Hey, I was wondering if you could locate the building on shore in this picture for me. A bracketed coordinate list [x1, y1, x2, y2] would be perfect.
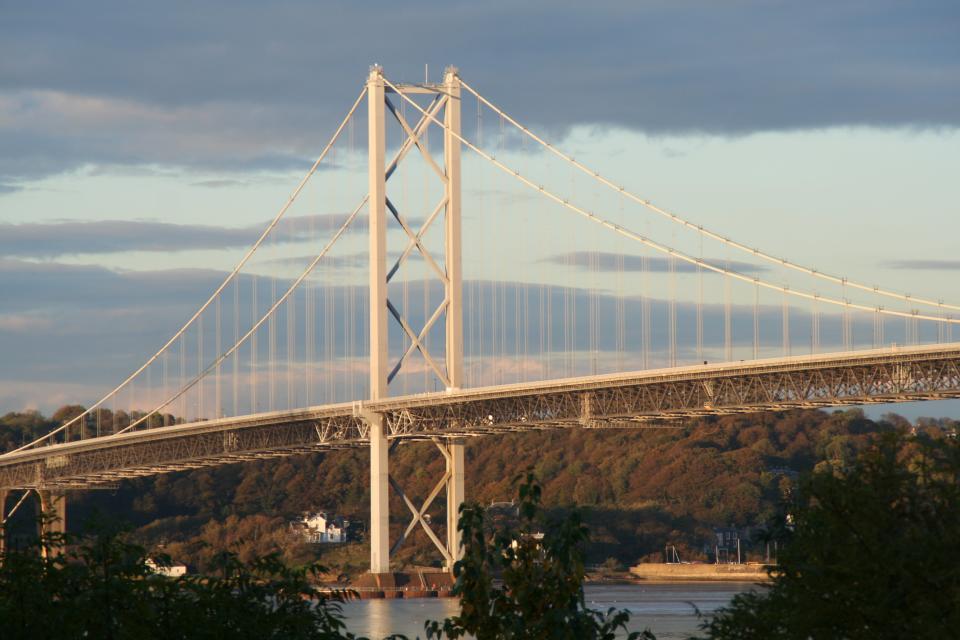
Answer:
[146, 558, 188, 578]
[709, 526, 747, 564]
[290, 511, 350, 544]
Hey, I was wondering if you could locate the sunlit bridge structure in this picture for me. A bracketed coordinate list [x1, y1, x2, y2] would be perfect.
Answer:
[3, 66, 960, 573]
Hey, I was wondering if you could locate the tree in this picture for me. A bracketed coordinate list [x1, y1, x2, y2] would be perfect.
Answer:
[425, 473, 653, 640]
[0, 517, 361, 640]
[698, 431, 960, 639]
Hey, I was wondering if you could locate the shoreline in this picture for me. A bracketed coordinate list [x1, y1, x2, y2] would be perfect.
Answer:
[623, 563, 772, 583]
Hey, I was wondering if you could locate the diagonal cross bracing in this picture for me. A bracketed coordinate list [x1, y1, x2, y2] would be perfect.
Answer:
[388, 450, 453, 565]
[385, 196, 449, 283]
[385, 96, 448, 181]
[387, 298, 450, 386]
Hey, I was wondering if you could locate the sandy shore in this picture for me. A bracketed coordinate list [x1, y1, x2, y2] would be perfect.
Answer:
[624, 563, 771, 582]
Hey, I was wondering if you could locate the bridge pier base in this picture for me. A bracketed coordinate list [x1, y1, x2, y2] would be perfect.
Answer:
[364, 411, 466, 574]
[37, 489, 66, 557]
[445, 439, 464, 572]
[0, 489, 7, 556]
[369, 416, 390, 575]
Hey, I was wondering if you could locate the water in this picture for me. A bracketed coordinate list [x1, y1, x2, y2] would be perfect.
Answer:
[340, 582, 757, 639]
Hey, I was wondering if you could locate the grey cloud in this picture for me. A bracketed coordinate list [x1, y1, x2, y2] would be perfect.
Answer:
[0, 1, 957, 183]
[885, 259, 960, 271]
[266, 251, 402, 270]
[544, 251, 768, 274]
[0, 259, 233, 313]
[3, 256, 933, 413]
[0, 213, 357, 258]
[191, 179, 250, 189]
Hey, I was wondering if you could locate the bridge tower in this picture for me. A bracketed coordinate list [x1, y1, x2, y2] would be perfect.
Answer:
[365, 65, 465, 575]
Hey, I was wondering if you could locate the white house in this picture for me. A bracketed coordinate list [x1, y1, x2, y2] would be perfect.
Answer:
[291, 512, 349, 544]
[146, 558, 188, 578]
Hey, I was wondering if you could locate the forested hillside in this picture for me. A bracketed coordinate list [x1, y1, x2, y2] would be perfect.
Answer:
[2, 407, 952, 578]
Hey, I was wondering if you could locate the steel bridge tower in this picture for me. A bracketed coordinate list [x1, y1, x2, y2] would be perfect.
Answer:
[364, 65, 465, 575]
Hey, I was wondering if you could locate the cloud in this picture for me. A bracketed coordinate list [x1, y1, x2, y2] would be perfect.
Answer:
[2, 254, 915, 413]
[0, 90, 318, 182]
[191, 179, 250, 189]
[0, 1, 957, 184]
[0, 313, 53, 332]
[0, 213, 357, 258]
[543, 251, 768, 274]
[885, 259, 960, 271]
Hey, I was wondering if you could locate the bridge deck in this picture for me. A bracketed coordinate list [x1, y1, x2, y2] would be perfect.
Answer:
[3, 343, 960, 489]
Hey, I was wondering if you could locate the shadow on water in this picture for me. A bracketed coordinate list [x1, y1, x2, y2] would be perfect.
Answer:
[339, 582, 758, 639]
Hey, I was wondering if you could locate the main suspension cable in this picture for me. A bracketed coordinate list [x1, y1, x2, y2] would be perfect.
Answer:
[114, 196, 368, 436]
[384, 75, 960, 327]
[459, 79, 960, 314]
[5, 86, 368, 455]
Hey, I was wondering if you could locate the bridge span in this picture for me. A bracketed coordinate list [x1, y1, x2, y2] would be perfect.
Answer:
[5, 66, 960, 572]
[3, 342, 959, 492]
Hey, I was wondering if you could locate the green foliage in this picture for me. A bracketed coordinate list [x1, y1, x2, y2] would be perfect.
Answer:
[0, 518, 361, 640]
[698, 431, 960, 639]
[425, 473, 654, 640]
[7, 407, 952, 573]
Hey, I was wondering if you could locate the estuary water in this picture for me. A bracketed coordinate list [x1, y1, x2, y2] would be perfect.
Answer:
[340, 582, 757, 639]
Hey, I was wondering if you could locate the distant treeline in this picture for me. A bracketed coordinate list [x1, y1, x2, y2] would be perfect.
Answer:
[2, 406, 956, 576]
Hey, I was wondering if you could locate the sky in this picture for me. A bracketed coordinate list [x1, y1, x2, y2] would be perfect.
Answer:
[1, 1, 959, 419]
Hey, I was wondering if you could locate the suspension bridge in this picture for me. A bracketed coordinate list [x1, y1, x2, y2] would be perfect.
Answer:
[2, 66, 959, 573]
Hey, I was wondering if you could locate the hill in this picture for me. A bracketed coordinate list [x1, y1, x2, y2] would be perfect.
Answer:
[2, 407, 953, 577]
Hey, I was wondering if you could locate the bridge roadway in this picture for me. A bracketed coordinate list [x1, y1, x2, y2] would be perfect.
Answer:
[3, 343, 960, 490]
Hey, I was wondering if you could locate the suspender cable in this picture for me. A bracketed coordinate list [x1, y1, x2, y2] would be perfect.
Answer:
[179, 335, 186, 421]
[724, 267, 732, 362]
[669, 253, 677, 367]
[842, 281, 851, 351]
[285, 221, 293, 409]
[499, 115, 508, 383]
[197, 314, 203, 419]
[697, 232, 704, 364]
[569, 164, 576, 376]
[641, 252, 650, 369]
[233, 279, 239, 416]
[589, 233, 597, 374]
[522, 136, 530, 381]
[811, 295, 820, 354]
[269, 270, 277, 411]
[324, 267, 333, 403]
[616, 193, 626, 371]
[753, 280, 760, 360]
[305, 190, 314, 405]
[163, 350, 170, 426]
[782, 289, 790, 357]
[874, 304, 883, 348]
[215, 296, 221, 418]
[251, 276, 258, 412]
[564, 250, 571, 376]
[938, 303, 945, 343]
[476, 98, 485, 385]
[343, 268, 351, 398]
[287, 295, 295, 409]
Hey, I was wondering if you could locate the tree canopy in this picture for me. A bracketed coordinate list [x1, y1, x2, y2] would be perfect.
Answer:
[699, 430, 960, 639]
